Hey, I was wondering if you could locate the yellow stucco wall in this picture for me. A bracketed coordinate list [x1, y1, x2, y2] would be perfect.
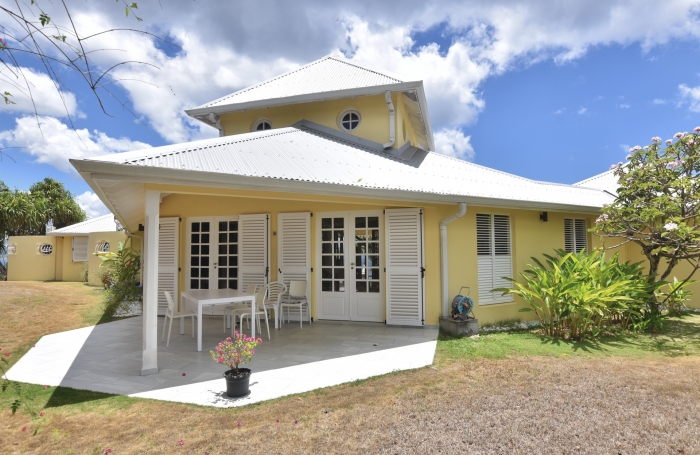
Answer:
[7, 236, 57, 281]
[87, 231, 130, 286]
[218, 94, 416, 148]
[149, 184, 609, 326]
[58, 236, 85, 282]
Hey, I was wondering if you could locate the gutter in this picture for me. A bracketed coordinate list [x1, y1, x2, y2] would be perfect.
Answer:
[208, 113, 223, 137]
[383, 91, 395, 149]
[440, 202, 467, 317]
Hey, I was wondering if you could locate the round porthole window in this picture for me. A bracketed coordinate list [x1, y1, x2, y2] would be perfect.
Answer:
[339, 109, 361, 132]
[38, 243, 53, 255]
[95, 241, 110, 253]
[7, 243, 16, 255]
[252, 119, 272, 132]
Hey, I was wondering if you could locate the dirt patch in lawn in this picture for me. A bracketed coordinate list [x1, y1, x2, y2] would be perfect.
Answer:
[0, 282, 104, 367]
[2, 355, 699, 454]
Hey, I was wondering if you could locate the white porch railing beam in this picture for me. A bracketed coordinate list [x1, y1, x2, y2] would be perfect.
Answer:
[141, 190, 160, 376]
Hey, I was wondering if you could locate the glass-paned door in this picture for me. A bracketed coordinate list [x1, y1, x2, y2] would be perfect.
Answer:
[216, 220, 239, 290]
[317, 211, 384, 322]
[187, 217, 238, 291]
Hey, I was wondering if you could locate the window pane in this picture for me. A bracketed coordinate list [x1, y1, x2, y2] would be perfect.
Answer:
[191, 233, 200, 244]
[191, 279, 199, 289]
[369, 281, 380, 293]
[334, 217, 344, 228]
[191, 245, 199, 255]
[201, 268, 209, 278]
[322, 243, 332, 254]
[191, 268, 199, 278]
[219, 233, 227, 243]
[201, 245, 209, 255]
[355, 217, 366, 228]
[229, 221, 238, 231]
[322, 256, 332, 266]
[356, 281, 367, 292]
[334, 255, 344, 266]
[218, 268, 227, 278]
[322, 231, 332, 241]
[368, 255, 379, 267]
[334, 268, 345, 279]
[322, 281, 332, 291]
[229, 233, 238, 243]
[201, 234, 210, 244]
[368, 217, 379, 228]
[219, 221, 227, 231]
[322, 218, 332, 229]
[191, 222, 200, 233]
[201, 280, 209, 289]
[228, 268, 238, 278]
[201, 257, 209, 266]
[322, 268, 332, 279]
[191, 257, 199, 267]
[201, 222, 210, 232]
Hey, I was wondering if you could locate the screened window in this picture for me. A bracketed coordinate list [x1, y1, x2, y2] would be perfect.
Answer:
[253, 119, 272, 131]
[72, 237, 88, 262]
[565, 219, 588, 254]
[476, 214, 513, 304]
[339, 110, 361, 131]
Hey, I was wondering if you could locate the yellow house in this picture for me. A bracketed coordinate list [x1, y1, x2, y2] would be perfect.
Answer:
[71, 54, 618, 375]
[7, 214, 128, 285]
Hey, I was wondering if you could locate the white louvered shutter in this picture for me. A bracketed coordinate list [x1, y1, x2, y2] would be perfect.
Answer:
[565, 218, 588, 254]
[239, 214, 269, 290]
[385, 208, 424, 326]
[278, 212, 311, 320]
[157, 217, 179, 315]
[72, 237, 88, 262]
[477, 214, 513, 304]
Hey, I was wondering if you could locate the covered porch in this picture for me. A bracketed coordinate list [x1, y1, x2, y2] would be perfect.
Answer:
[6, 315, 438, 407]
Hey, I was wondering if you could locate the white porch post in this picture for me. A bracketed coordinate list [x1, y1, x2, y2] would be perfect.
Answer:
[141, 190, 160, 376]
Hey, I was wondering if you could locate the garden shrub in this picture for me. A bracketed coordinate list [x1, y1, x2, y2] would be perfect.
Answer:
[657, 277, 694, 317]
[495, 249, 650, 339]
[96, 239, 141, 317]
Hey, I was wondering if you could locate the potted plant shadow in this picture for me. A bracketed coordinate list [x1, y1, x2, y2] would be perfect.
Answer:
[211, 331, 262, 398]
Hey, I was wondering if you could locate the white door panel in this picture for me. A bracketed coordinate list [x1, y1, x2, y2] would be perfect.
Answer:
[278, 212, 311, 321]
[157, 217, 179, 315]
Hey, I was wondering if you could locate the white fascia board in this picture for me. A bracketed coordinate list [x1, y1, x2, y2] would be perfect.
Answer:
[184, 81, 423, 117]
[72, 159, 606, 215]
[76, 170, 135, 235]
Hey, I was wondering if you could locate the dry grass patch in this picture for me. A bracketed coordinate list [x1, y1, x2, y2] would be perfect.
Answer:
[0, 281, 105, 367]
[1, 356, 700, 454]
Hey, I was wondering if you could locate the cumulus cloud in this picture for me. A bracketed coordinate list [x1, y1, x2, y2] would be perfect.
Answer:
[434, 128, 475, 160]
[617, 103, 631, 109]
[1, 67, 79, 117]
[0, 116, 151, 173]
[577, 107, 587, 114]
[678, 84, 700, 112]
[74, 191, 111, 218]
[653, 98, 667, 105]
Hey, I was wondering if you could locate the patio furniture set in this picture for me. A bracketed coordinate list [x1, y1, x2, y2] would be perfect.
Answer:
[161, 280, 311, 351]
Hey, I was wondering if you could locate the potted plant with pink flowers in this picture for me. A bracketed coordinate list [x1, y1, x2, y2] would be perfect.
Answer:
[210, 331, 262, 397]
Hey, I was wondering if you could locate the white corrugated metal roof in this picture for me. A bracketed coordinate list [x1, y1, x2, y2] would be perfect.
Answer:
[48, 214, 118, 236]
[197, 55, 403, 110]
[574, 169, 619, 194]
[88, 124, 612, 209]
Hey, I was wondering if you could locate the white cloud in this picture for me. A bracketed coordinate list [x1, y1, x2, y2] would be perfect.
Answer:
[554, 108, 566, 115]
[577, 107, 587, 114]
[0, 116, 151, 174]
[0, 67, 79, 118]
[74, 191, 111, 218]
[678, 84, 700, 112]
[434, 128, 475, 160]
[653, 98, 667, 105]
[617, 103, 631, 109]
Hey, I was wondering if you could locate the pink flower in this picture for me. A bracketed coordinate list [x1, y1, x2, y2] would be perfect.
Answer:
[666, 139, 673, 145]
[664, 222, 679, 231]
[21, 426, 26, 431]
[294, 419, 299, 424]
[178, 440, 184, 446]
[694, 126, 700, 133]
[182, 373, 186, 376]
[4, 352, 10, 357]
[651, 136, 661, 143]
[674, 132, 683, 138]
[628, 146, 641, 153]
[44, 385, 48, 389]
[105, 450, 112, 455]
[276, 419, 280, 423]
[39, 412, 44, 417]
[237, 421, 242, 427]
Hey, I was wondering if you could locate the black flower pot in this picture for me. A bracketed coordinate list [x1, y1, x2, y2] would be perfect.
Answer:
[224, 368, 251, 397]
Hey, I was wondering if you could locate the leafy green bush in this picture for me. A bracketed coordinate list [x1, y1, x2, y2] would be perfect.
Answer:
[96, 239, 141, 316]
[495, 249, 651, 339]
[657, 277, 694, 317]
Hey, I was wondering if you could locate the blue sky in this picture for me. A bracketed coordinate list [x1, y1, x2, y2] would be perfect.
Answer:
[2, 1, 700, 216]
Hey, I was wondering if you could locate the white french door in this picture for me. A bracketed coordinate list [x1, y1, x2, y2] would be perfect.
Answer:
[316, 211, 384, 322]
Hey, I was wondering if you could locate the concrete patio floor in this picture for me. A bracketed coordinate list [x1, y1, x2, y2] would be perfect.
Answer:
[5, 315, 438, 407]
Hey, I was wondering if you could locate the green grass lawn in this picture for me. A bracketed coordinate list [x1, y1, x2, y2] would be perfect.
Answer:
[438, 313, 700, 360]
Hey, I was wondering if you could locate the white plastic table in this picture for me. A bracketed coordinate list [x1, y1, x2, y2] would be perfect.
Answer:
[180, 289, 256, 351]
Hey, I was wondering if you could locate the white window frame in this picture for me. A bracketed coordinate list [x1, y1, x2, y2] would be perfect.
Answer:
[252, 118, 272, 132]
[71, 237, 88, 262]
[476, 213, 514, 305]
[338, 109, 361, 132]
[565, 218, 588, 254]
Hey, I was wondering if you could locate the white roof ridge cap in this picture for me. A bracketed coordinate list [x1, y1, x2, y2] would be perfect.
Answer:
[49, 214, 115, 234]
[574, 169, 616, 186]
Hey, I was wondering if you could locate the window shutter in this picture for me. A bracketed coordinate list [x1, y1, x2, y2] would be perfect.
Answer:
[157, 217, 179, 316]
[575, 219, 588, 254]
[477, 214, 513, 305]
[385, 208, 424, 326]
[239, 214, 269, 290]
[565, 218, 588, 254]
[72, 237, 88, 262]
[564, 219, 575, 253]
[278, 212, 311, 319]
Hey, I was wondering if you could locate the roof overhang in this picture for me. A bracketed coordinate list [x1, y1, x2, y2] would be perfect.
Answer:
[71, 158, 604, 233]
[185, 81, 436, 151]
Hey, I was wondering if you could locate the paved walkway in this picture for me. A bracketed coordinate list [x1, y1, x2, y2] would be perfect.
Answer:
[5, 316, 438, 407]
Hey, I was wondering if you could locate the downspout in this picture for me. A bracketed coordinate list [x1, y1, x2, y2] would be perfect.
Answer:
[440, 202, 467, 318]
[208, 113, 224, 137]
[382, 90, 395, 149]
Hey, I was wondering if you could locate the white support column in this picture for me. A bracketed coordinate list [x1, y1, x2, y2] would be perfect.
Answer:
[141, 190, 160, 376]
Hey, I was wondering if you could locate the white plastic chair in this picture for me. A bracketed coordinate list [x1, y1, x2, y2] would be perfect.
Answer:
[162, 291, 197, 347]
[280, 280, 311, 329]
[264, 281, 288, 329]
[222, 284, 256, 332]
[238, 285, 270, 340]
